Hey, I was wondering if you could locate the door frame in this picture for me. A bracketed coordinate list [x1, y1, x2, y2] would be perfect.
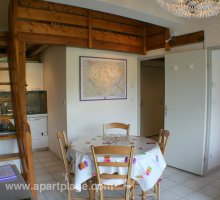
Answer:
[204, 46, 220, 175]
[137, 53, 165, 136]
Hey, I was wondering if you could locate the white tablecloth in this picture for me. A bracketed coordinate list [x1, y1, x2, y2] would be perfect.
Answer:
[67, 135, 166, 191]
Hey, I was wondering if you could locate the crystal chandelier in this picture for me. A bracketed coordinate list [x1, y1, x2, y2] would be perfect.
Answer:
[155, 0, 220, 18]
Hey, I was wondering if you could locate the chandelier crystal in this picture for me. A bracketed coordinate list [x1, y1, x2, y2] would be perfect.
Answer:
[155, 0, 220, 18]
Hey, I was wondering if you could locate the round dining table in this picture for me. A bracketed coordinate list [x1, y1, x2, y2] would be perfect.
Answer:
[67, 135, 166, 192]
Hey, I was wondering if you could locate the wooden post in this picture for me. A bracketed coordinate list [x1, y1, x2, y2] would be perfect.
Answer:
[165, 28, 170, 51]
[8, 0, 37, 199]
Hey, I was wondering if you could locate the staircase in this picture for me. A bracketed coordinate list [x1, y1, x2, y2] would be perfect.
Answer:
[0, 29, 37, 199]
[0, 65, 19, 163]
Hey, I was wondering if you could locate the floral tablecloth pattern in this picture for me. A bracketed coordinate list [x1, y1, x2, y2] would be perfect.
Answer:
[67, 135, 166, 191]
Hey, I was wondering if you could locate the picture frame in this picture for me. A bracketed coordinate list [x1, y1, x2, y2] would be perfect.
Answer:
[79, 56, 127, 101]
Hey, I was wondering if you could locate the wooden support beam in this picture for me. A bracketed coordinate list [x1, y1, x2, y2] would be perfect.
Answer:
[92, 30, 143, 46]
[170, 31, 204, 47]
[24, 123, 37, 199]
[16, 21, 88, 39]
[8, 1, 37, 199]
[164, 28, 170, 51]
[92, 18, 143, 35]
[18, 0, 88, 16]
[93, 40, 143, 54]
[17, 6, 87, 27]
[18, 32, 88, 47]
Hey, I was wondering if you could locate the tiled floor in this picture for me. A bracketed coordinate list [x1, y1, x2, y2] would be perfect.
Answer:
[34, 150, 220, 200]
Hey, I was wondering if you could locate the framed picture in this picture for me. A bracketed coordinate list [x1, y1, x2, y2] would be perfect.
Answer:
[80, 56, 127, 101]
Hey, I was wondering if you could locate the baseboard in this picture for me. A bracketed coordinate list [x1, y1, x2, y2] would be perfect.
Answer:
[32, 147, 48, 152]
[204, 165, 220, 176]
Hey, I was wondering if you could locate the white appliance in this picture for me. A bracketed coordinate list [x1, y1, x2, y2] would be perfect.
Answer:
[27, 114, 48, 149]
[164, 49, 207, 175]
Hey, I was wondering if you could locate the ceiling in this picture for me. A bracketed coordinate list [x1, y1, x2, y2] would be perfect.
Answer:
[0, 0, 185, 32]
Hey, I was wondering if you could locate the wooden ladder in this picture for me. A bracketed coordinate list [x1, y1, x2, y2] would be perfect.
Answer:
[0, 20, 37, 200]
[0, 66, 19, 161]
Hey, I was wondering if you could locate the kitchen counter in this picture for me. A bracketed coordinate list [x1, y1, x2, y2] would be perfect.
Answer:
[27, 113, 48, 118]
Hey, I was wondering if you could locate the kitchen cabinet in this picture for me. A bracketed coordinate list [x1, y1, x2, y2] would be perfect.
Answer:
[27, 114, 48, 149]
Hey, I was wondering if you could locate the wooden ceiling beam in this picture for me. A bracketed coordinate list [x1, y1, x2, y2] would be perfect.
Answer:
[170, 31, 204, 47]
[18, 0, 88, 16]
[15, 0, 169, 54]
[17, 7, 88, 27]
[93, 40, 143, 54]
[18, 32, 88, 47]
[16, 21, 88, 39]
[15, 0, 204, 54]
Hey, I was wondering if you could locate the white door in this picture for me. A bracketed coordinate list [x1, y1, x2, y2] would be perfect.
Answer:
[165, 49, 207, 175]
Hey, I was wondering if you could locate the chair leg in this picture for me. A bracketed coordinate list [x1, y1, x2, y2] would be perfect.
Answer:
[87, 179, 95, 200]
[67, 182, 72, 200]
[125, 188, 130, 200]
[131, 186, 135, 200]
[156, 182, 160, 200]
[142, 191, 146, 200]
[99, 188, 104, 200]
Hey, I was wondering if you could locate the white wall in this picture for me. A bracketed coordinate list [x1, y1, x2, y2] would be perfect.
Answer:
[26, 63, 44, 91]
[171, 15, 220, 48]
[207, 49, 220, 171]
[0, 62, 44, 91]
[66, 47, 138, 141]
[43, 46, 67, 156]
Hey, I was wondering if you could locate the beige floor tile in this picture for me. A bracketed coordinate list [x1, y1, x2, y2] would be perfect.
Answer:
[33, 150, 220, 200]
[185, 191, 212, 200]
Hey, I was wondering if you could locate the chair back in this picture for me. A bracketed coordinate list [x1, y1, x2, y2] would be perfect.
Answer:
[91, 145, 134, 195]
[57, 131, 69, 173]
[158, 129, 170, 155]
[103, 122, 130, 136]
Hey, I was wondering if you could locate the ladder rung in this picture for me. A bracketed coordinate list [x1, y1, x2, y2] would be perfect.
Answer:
[0, 82, 11, 85]
[0, 68, 9, 71]
[0, 153, 20, 162]
[0, 133, 16, 141]
[0, 115, 14, 120]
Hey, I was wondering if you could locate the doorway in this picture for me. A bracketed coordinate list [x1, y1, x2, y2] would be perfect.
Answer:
[140, 58, 165, 137]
